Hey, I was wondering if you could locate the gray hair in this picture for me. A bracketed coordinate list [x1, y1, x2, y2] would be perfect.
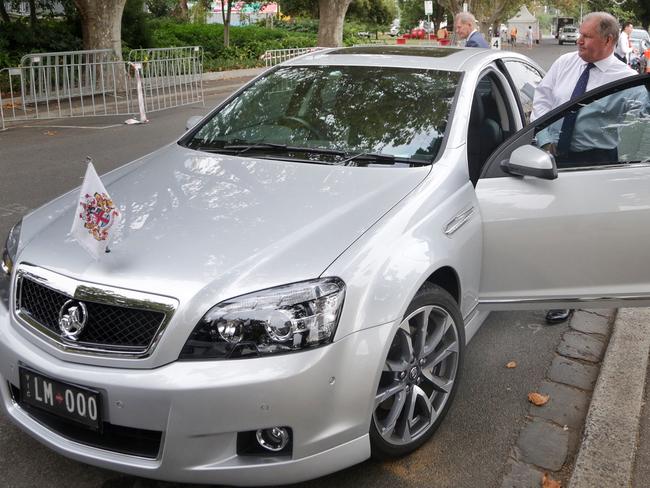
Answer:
[455, 12, 477, 26]
[582, 12, 620, 44]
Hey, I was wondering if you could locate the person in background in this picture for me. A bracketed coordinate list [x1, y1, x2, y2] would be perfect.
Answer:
[614, 21, 635, 64]
[531, 12, 637, 324]
[526, 25, 533, 49]
[510, 26, 518, 47]
[455, 12, 489, 48]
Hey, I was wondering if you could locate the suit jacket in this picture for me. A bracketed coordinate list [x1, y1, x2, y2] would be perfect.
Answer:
[465, 31, 489, 48]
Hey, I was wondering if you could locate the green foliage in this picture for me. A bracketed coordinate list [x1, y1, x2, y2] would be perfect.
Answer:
[145, 0, 177, 17]
[149, 20, 317, 70]
[122, 0, 152, 49]
[0, 18, 82, 69]
[347, 0, 397, 27]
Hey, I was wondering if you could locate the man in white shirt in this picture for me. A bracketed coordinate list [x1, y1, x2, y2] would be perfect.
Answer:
[615, 21, 635, 63]
[531, 11, 637, 324]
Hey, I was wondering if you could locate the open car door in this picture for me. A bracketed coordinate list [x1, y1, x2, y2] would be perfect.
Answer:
[476, 75, 650, 311]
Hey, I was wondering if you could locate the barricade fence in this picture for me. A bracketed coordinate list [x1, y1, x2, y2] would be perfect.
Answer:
[263, 47, 325, 67]
[1, 47, 203, 130]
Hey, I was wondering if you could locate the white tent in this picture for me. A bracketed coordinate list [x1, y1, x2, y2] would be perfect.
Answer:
[507, 5, 539, 43]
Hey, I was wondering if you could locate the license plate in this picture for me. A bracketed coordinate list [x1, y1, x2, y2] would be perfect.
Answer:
[18, 367, 102, 431]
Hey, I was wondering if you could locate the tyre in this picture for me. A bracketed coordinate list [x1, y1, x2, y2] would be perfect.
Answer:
[370, 283, 465, 459]
[559, 40, 563, 45]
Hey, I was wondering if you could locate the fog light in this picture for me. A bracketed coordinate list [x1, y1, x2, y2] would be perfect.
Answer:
[255, 426, 290, 452]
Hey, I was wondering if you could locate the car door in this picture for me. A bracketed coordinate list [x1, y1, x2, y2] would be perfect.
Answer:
[475, 75, 650, 310]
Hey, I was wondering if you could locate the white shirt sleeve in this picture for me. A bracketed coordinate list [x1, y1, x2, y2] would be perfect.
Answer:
[618, 32, 632, 56]
[531, 59, 559, 122]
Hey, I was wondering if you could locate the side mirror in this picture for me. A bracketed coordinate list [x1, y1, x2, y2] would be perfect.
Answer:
[501, 144, 558, 180]
[185, 115, 203, 131]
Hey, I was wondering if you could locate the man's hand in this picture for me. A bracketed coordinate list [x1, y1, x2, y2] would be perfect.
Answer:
[541, 142, 558, 156]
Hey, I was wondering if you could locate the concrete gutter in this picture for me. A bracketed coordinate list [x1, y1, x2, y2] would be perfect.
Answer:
[569, 308, 650, 487]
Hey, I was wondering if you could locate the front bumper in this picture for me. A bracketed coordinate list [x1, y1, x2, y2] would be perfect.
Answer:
[0, 300, 394, 485]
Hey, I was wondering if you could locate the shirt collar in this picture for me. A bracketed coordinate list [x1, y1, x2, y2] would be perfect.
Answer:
[469, 29, 478, 38]
[582, 52, 618, 72]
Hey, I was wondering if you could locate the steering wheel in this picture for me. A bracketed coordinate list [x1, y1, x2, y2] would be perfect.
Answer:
[279, 115, 324, 139]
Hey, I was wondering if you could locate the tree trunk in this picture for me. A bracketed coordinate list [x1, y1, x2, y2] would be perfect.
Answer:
[220, 0, 231, 47]
[179, 0, 188, 19]
[73, 0, 127, 60]
[0, 1, 11, 23]
[317, 0, 352, 47]
[28, 0, 37, 28]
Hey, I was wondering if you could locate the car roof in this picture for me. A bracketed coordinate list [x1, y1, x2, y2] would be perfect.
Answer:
[283, 45, 535, 73]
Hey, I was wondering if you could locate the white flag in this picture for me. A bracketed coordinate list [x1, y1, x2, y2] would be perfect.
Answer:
[70, 163, 121, 259]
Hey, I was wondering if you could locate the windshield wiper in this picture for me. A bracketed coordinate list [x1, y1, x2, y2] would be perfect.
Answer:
[222, 142, 348, 158]
[339, 152, 431, 166]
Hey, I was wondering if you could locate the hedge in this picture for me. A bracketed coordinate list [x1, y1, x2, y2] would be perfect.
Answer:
[149, 20, 318, 71]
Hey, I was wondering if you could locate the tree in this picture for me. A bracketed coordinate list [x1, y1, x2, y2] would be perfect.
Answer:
[317, 0, 353, 46]
[73, 0, 128, 59]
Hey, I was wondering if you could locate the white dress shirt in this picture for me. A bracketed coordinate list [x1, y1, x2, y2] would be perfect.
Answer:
[531, 51, 636, 121]
[615, 30, 633, 62]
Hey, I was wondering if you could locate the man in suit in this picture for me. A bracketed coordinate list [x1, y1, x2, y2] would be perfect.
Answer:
[455, 12, 489, 48]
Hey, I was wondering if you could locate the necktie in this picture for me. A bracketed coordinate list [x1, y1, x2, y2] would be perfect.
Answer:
[557, 62, 595, 156]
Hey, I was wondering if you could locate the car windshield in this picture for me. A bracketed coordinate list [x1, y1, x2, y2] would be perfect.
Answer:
[182, 65, 460, 165]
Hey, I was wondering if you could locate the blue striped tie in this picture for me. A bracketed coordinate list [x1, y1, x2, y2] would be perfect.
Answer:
[557, 62, 595, 156]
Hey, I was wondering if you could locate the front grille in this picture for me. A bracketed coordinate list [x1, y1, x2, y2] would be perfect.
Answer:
[14, 266, 175, 357]
[9, 383, 162, 459]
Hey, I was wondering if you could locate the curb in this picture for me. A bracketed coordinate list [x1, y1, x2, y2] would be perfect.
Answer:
[569, 308, 650, 487]
[500, 309, 614, 487]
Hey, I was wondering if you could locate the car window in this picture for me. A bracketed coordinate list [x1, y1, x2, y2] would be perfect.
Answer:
[467, 71, 517, 185]
[182, 65, 461, 163]
[502, 60, 543, 123]
[480, 76, 650, 178]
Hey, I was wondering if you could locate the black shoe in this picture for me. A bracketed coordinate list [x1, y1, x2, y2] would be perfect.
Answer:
[545, 309, 573, 324]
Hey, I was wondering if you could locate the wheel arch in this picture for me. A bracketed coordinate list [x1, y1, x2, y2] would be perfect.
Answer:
[423, 266, 461, 306]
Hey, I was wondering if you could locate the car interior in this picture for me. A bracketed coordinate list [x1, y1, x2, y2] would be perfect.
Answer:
[467, 73, 515, 185]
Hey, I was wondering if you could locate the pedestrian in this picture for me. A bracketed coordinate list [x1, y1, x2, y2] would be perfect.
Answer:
[614, 21, 635, 64]
[454, 12, 489, 48]
[526, 25, 533, 49]
[530, 12, 637, 325]
[510, 26, 517, 47]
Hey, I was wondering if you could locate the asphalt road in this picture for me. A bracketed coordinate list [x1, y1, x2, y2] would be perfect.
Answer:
[0, 38, 577, 488]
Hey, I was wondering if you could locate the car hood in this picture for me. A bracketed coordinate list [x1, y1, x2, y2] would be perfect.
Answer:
[18, 144, 430, 305]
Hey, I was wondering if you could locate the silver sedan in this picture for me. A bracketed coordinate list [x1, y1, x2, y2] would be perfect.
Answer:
[1, 46, 649, 485]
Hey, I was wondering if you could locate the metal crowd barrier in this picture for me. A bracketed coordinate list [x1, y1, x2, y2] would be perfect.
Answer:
[262, 47, 325, 67]
[128, 46, 203, 114]
[1, 47, 203, 130]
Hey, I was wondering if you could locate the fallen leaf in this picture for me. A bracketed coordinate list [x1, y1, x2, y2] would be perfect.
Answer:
[528, 392, 549, 406]
[542, 472, 561, 488]
[506, 361, 517, 369]
[43, 130, 57, 136]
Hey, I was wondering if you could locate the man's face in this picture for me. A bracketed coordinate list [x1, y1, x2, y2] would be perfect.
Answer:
[577, 18, 615, 63]
[455, 20, 472, 39]
[624, 24, 634, 34]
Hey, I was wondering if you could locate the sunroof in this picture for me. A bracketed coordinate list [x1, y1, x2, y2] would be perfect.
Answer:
[327, 46, 462, 57]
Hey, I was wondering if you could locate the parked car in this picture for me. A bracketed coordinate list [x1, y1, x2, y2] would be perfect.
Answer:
[2, 46, 650, 486]
[631, 28, 650, 44]
[558, 25, 579, 44]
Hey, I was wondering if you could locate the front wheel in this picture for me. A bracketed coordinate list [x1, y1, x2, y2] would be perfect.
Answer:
[370, 284, 465, 459]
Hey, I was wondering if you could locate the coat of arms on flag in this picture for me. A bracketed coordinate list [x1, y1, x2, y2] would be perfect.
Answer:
[70, 161, 121, 259]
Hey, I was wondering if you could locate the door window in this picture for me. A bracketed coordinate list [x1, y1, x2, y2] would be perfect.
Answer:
[481, 76, 650, 178]
[502, 61, 543, 124]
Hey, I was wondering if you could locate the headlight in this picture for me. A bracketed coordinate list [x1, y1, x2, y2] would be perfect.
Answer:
[2, 219, 22, 276]
[179, 277, 346, 360]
